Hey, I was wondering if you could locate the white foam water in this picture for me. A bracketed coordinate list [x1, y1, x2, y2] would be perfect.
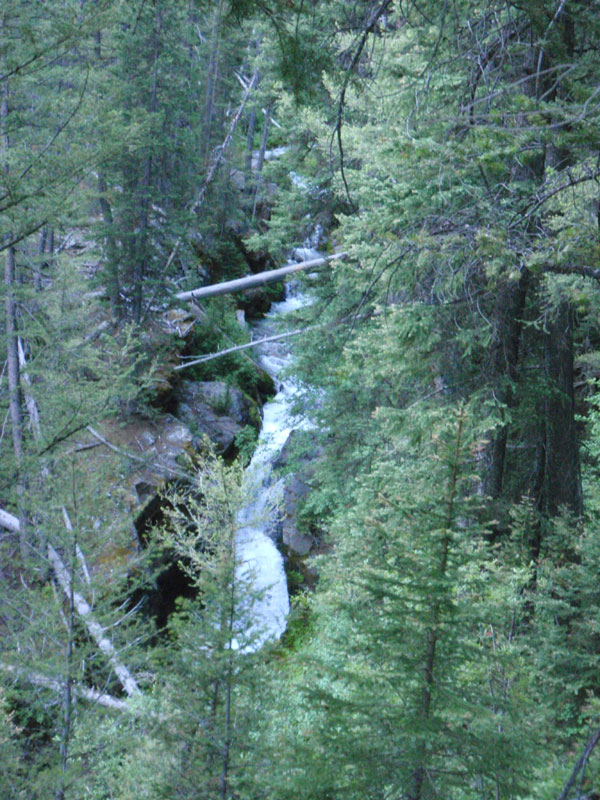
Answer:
[234, 287, 310, 649]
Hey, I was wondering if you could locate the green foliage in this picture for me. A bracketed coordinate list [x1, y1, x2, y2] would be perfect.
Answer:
[234, 423, 258, 465]
[6, 0, 600, 797]
[272, 407, 538, 800]
[183, 296, 275, 401]
[143, 449, 269, 798]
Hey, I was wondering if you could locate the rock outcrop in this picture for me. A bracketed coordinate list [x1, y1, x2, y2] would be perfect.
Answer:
[273, 430, 322, 559]
[175, 380, 260, 457]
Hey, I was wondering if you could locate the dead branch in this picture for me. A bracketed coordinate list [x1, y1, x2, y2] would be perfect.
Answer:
[162, 69, 259, 277]
[175, 325, 319, 370]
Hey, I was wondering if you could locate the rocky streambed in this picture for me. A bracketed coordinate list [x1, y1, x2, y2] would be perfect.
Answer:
[72, 281, 320, 634]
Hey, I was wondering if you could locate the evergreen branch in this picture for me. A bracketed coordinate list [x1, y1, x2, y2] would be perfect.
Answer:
[331, 0, 393, 211]
[15, 65, 90, 188]
[509, 167, 600, 229]
[0, 220, 48, 254]
[153, 67, 259, 314]
[542, 263, 600, 282]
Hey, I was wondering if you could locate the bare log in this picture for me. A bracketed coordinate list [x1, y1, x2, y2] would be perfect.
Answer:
[0, 506, 140, 699]
[0, 506, 20, 532]
[1, 662, 129, 712]
[175, 325, 318, 370]
[48, 543, 140, 696]
[49, 512, 140, 698]
[175, 252, 346, 303]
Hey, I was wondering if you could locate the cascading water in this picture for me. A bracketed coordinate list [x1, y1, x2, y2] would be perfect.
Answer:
[234, 280, 314, 649]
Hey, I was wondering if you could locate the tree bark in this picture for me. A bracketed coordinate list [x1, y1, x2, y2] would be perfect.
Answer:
[543, 301, 582, 517]
[35, 228, 47, 291]
[485, 269, 529, 498]
[97, 173, 121, 319]
[0, 507, 20, 533]
[17, 338, 41, 440]
[202, 1, 223, 164]
[5, 245, 23, 462]
[252, 101, 273, 219]
[3, 76, 26, 557]
[55, 510, 76, 800]
[2, 75, 22, 464]
[132, 155, 151, 324]
[0, 662, 129, 712]
[245, 108, 256, 173]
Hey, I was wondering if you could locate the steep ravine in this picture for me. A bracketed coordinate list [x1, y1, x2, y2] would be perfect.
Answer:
[127, 273, 318, 637]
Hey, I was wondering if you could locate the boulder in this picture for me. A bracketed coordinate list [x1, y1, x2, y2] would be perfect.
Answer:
[175, 380, 259, 456]
[74, 413, 196, 516]
[274, 430, 323, 558]
[273, 429, 322, 470]
[281, 474, 314, 556]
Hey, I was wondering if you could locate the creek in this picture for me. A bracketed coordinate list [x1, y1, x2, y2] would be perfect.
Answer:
[234, 263, 317, 648]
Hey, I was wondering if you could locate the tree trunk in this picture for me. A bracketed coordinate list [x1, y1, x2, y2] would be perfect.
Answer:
[543, 301, 582, 517]
[55, 514, 76, 800]
[485, 269, 529, 498]
[5, 246, 23, 462]
[174, 252, 345, 302]
[245, 108, 256, 173]
[48, 541, 140, 697]
[47, 227, 55, 269]
[219, 560, 237, 800]
[97, 173, 121, 319]
[35, 228, 47, 291]
[132, 156, 151, 324]
[203, 1, 223, 163]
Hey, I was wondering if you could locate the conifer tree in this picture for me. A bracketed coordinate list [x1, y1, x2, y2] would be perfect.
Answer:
[271, 405, 536, 800]
[87, 450, 272, 800]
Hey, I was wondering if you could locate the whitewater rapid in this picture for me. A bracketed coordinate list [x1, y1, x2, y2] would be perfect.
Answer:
[234, 281, 313, 649]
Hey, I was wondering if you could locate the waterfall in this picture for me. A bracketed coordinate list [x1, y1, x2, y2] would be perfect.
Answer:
[234, 284, 311, 649]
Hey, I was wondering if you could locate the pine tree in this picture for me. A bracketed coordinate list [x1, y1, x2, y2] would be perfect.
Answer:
[263, 406, 537, 800]
[93, 449, 272, 800]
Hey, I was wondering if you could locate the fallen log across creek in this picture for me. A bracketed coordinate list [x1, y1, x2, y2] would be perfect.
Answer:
[175, 326, 319, 370]
[174, 251, 346, 303]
